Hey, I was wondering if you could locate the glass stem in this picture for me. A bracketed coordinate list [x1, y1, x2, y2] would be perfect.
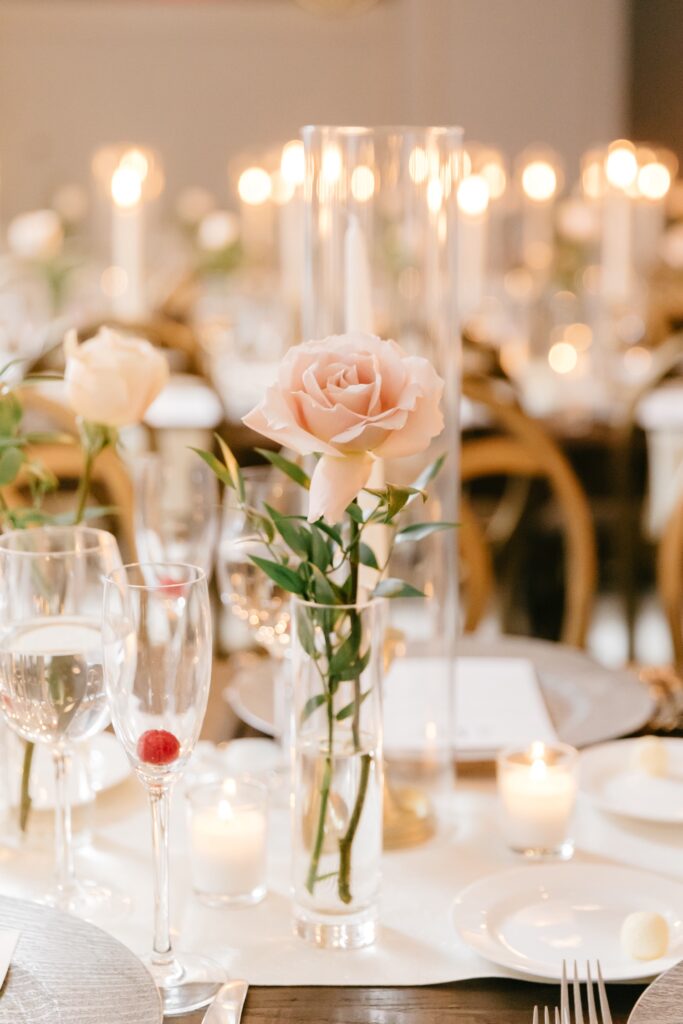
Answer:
[52, 750, 74, 890]
[149, 785, 174, 967]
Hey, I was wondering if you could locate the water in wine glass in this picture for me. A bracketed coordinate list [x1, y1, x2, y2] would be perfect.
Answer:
[0, 616, 109, 747]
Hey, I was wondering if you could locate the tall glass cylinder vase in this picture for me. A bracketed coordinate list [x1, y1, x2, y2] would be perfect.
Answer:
[290, 597, 385, 949]
[302, 126, 462, 829]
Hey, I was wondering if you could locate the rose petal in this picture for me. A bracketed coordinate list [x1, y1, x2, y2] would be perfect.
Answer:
[308, 452, 373, 524]
[243, 385, 338, 456]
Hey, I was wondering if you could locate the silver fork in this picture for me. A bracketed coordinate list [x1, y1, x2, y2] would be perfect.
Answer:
[561, 960, 613, 1024]
[533, 1008, 562, 1023]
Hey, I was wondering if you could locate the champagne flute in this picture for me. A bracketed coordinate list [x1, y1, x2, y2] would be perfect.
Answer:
[0, 525, 125, 919]
[134, 452, 219, 575]
[103, 561, 225, 1017]
[217, 466, 302, 736]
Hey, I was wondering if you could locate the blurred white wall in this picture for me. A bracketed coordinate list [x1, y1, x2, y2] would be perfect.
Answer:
[0, 0, 628, 217]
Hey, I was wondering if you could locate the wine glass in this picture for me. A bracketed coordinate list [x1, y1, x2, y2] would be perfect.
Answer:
[103, 561, 225, 1017]
[134, 452, 219, 575]
[0, 525, 125, 919]
[217, 466, 303, 737]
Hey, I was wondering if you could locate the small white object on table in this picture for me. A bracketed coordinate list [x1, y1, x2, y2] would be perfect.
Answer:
[497, 740, 578, 858]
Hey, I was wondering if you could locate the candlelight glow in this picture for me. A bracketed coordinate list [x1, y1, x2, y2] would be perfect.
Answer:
[521, 160, 557, 202]
[321, 144, 342, 184]
[238, 166, 272, 205]
[638, 161, 672, 201]
[480, 160, 507, 200]
[351, 164, 375, 202]
[457, 174, 489, 217]
[548, 341, 578, 374]
[119, 148, 149, 182]
[605, 143, 638, 190]
[111, 164, 142, 208]
[427, 177, 444, 214]
[582, 158, 604, 200]
[281, 140, 305, 187]
[565, 322, 592, 351]
[409, 146, 429, 184]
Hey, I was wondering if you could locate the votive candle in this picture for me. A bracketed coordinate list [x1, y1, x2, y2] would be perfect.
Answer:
[497, 741, 578, 860]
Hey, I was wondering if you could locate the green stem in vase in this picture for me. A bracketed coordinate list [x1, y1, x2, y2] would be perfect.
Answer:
[338, 752, 371, 905]
[305, 693, 334, 895]
[18, 739, 34, 832]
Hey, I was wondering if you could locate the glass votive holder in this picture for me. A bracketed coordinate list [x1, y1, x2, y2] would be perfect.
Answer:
[187, 777, 268, 906]
[497, 741, 578, 860]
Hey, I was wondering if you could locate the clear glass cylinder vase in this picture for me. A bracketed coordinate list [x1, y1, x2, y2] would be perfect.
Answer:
[290, 597, 386, 949]
[302, 126, 462, 811]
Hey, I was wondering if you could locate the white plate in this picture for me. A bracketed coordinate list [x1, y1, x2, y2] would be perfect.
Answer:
[580, 738, 683, 824]
[11, 734, 130, 811]
[225, 636, 654, 758]
[452, 863, 683, 983]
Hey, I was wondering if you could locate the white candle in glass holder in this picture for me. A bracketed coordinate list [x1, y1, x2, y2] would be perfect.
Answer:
[457, 173, 490, 322]
[520, 158, 559, 274]
[188, 779, 268, 905]
[238, 166, 273, 262]
[601, 142, 638, 304]
[497, 741, 577, 858]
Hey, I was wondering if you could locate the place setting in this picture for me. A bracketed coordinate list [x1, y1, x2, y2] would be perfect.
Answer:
[4, 5, 683, 1021]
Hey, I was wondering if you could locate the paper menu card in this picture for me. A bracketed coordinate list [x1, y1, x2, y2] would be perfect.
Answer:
[0, 929, 19, 988]
[383, 656, 558, 755]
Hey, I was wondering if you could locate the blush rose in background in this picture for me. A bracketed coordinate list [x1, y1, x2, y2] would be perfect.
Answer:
[242, 332, 444, 524]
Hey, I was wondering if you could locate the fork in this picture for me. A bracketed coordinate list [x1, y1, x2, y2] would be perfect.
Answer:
[533, 1009, 562, 1023]
[561, 960, 613, 1024]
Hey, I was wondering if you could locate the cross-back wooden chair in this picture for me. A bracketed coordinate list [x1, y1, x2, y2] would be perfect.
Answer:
[6, 388, 136, 559]
[460, 375, 598, 648]
[657, 491, 683, 669]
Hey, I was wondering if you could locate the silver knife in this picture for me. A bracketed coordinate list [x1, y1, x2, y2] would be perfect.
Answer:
[201, 980, 249, 1024]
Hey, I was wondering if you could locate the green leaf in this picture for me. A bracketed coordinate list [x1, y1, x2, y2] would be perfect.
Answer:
[301, 693, 327, 723]
[329, 631, 360, 677]
[310, 564, 338, 605]
[346, 502, 364, 524]
[0, 392, 22, 437]
[243, 506, 276, 544]
[336, 690, 370, 721]
[215, 434, 245, 502]
[0, 446, 24, 485]
[256, 448, 310, 490]
[265, 505, 311, 559]
[334, 648, 371, 683]
[249, 555, 307, 596]
[50, 505, 118, 525]
[295, 607, 318, 659]
[385, 485, 422, 520]
[358, 542, 380, 570]
[409, 454, 447, 498]
[372, 577, 426, 600]
[394, 521, 456, 544]
[191, 448, 234, 490]
[312, 520, 343, 546]
[310, 526, 332, 571]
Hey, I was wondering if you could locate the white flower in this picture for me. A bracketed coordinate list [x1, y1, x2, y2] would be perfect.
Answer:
[64, 327, 169, 427]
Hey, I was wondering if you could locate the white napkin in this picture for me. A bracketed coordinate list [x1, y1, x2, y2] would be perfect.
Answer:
[0, 929, 19, 987]
[383, 656, 557, 755]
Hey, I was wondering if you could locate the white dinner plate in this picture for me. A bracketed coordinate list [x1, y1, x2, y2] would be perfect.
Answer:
[580, 738, 683, 825]
[11, 734, 130, 811]
[452, 863, 683, 982]
[224, 636, 654, 757]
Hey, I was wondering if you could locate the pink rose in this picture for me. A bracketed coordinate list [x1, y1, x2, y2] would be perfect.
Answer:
[242, 333, 444, 523]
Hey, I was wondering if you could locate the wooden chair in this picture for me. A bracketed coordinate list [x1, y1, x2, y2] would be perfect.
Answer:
[460, 376, 598, 648]
[657, 492, 683, 668]
[7, 389, 136, 559]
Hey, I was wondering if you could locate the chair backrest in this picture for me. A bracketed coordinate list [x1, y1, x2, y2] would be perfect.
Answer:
[657, 492, 683, 668]
[461, 376, 597, 648]
[9, 389, 136, 559]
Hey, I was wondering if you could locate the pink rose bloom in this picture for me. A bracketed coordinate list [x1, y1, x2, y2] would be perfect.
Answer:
[243, 333, 444, 523]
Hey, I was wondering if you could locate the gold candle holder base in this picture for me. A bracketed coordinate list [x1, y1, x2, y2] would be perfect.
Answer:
[382, 778, 436, 850]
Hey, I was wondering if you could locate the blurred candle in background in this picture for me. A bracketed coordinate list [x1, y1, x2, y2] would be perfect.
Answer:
[518, 148, 562, 275]
[110, 149, 147, 320]
[601, 140, 638, 304]
[457, 172, 490, 323]
[634, 146, 676, 274]
[238, 164, 273, 262]
[276, 140, 306, 313]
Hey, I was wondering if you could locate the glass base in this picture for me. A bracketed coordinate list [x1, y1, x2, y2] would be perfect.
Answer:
[509, 840, 575, 861]
[195, 885, 266, 908]
[293, 905, 377, 949]
[146, 952, 228, 1017]
[41, 878, 132, 924]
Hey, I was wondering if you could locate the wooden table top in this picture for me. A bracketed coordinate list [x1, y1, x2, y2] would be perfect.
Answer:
[181, 660, 645, 1024]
